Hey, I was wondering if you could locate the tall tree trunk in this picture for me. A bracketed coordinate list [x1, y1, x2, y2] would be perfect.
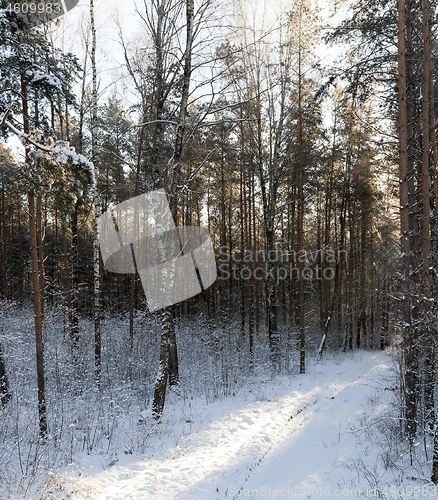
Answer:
[420, 0, 434, 430]
[18, 204, 23, 301]
[90, 0, 101, 388]
[29, 193, 47, 438]
[152, 0, 195, 419]
[398, 0, 417, 444]
[343, 158, 354, 351]
[19, 56, 47, 438]
[421, 0, 431, 290]
[429, 34, 438, 257]
[265, 225, 279, 367]
[357, 217, 367, 348]
[297, 40, 305, 374]
[318, 197, 345, 358]
[257, 101, 280, 368]
[149, 3, 177, 417]
[61, 217, 72, 335]
[70, 200, 80, 347]
[36, 192, 45, 319]
[0, 168, 5, 299]
[0, 340, 10, 406]
[129, 124, 144, 354]
[240, 149, 245, 338]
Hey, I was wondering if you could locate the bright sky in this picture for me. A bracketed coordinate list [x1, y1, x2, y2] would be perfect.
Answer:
[7, 0, 351, 157]
[48, 0, 349, 100]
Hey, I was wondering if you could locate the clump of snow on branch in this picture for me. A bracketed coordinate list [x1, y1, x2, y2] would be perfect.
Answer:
[28, 68, 62, 92]
[52, 145, 94, 175]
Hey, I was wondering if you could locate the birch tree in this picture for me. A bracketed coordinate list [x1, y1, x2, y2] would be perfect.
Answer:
[152, 0, 195, 418]
[89, 0, 102, 388]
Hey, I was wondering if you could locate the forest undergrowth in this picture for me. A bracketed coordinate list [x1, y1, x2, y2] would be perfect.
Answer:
[0, 302, 434, 500]
[0, 302, 304, 498]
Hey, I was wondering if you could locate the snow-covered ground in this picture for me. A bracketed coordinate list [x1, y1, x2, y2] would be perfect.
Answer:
[38, 350, 431, 500]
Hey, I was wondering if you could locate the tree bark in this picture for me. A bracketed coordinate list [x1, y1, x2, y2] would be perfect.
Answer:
[297, 37, 305, 374]
[421, 0, 431, 290]
[398, 0, 417, 444]
[318, 198, 345, 359]
[152, 0, 195, 419]
[29, 193, 47, 438]
[0, 341, 10, 406]
[90, 0, 101, 389]
[19, 55, 47, 438]
[70, 200, 80, 347]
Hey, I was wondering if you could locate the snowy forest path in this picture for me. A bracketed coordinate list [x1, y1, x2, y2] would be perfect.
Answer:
[64, 352, 393, 500]
[224, 352, 392, 499]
